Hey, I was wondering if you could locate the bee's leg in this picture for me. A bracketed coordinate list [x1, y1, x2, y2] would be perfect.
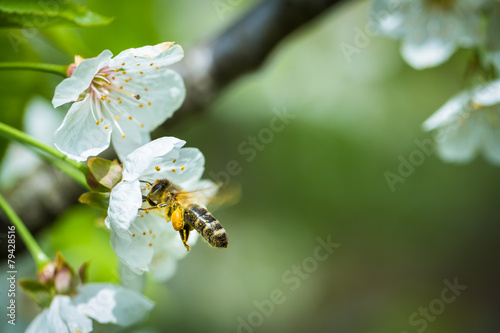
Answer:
[138, 203, 169, 213]
[171, 208, 184, 231]
[179, 225, 191, 251]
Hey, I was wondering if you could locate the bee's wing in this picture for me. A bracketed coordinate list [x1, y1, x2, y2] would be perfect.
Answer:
[175, 182, 241, 210]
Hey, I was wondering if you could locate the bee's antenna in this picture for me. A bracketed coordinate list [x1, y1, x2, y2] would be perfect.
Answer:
[139, 180, 152, 185]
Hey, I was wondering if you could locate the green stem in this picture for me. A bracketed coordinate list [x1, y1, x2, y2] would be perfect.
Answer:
[0, 122, 89, 188]
[0, 193, 50, 268]
[0, 62, 68, 77]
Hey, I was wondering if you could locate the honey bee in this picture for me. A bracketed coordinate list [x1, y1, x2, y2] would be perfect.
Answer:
[139, 179, 228, 251]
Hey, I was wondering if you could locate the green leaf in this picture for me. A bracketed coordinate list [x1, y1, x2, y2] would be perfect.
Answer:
[19, 279, 52, 308]
[0, 0, 112, 29]
[86, 157, 122, 191]
[78, 260, 90, 284]
[79, 191, 110, 210]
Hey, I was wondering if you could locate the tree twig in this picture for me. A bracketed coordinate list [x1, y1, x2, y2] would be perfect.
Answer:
[166, 0, 343, 124]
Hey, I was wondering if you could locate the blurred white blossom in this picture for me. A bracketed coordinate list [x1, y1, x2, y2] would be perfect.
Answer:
[371, 0, 487, 69]
[26, 283, 153, 333]
[105, 137, 215, 281]
[423, 79, 500, 165]
[52, 42, 185, 162]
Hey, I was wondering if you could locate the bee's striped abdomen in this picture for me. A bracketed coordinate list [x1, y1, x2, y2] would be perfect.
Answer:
[184, 204, 228, 248]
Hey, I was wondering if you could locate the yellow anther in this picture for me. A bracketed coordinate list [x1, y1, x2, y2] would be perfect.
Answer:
[181, 166, 185, 170]
[115, 116, 119, 120]
[155, 166, 161, 171]
[122, 134, 126, 138]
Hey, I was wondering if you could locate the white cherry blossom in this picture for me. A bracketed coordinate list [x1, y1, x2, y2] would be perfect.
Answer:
[52, 42, 185, 162]
[26, 283, 153, 333]
[371, 0, 487, 69]
[105, 137, 216, 281]
[422, 79, 500, 165]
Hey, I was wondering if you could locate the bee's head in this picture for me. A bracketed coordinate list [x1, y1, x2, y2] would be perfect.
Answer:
[148, 179, 172, 201]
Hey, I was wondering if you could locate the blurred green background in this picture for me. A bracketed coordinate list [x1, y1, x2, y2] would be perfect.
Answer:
[1, 0, 499, 332]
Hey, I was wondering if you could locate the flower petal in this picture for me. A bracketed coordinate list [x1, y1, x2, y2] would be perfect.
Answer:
[73, 283, 154, 327]
[105, 180, 142, 230]
[138, 213, 196, 281]
[422, 91, 470, 131]
[401, 32, 457, 70]
[433, 111, 484, 163]
[53, 95, 112, 162]
[122, 137, 185, 181]
[111, 44, 184, 68]
[370, 0, 410, 38]
[140, 147, 205, 188]
[474, 79, 500, 107]
[111, 67, 185, 132]
[52, 50, 112, 108]
[110, 117, 151, 162]
[120, 263, 147, 292]
[109, 221, 154, 274]
[26, 295, 93, 333]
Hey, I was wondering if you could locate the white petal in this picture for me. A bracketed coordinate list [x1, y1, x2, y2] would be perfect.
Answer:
[111, 44, 184, 68]
[53, 95, 112, 162]
[473, 79, 500, 106]
[141, 213, 197, 281]
[120, 263, 147, 292]
[433, 112, 483, 163]
[140, 147, 205, 188]
[110, 67, 185, 132]
[370, 0, 410, 38]
[74, 283, 154, 327]
[52, 50, 113, 107]
[480, 110, 500, 165]
[105, 180, 142, 230]
[109, 221, 154, 274]
[26, 295, 93, 333]
[422, 91, 470, 131]
[110, 118, 151, 162]
[122, 137, 185, 181]
[401, 33, 456, 70]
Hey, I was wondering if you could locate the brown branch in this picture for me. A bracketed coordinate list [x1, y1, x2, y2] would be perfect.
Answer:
[166, 0, 343, 124]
